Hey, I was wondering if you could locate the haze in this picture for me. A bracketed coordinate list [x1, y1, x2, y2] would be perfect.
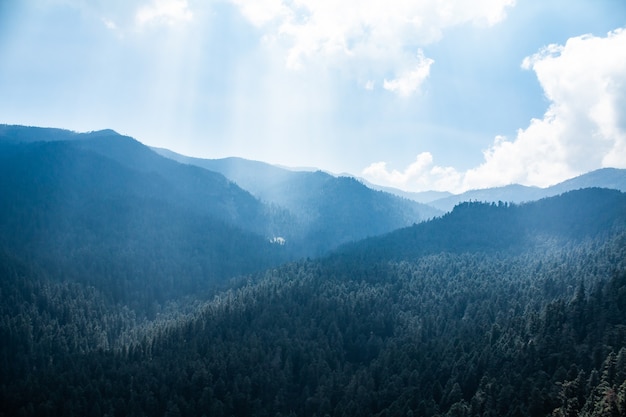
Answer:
[1, 0, 625, 192]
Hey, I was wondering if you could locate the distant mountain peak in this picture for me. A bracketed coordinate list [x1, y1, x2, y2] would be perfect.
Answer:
[86, 128, 121, 137]
[0, 124, 125, 144]
[426, 168, 626, 212]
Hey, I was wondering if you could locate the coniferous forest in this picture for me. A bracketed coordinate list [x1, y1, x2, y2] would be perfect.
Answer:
[1, 126, 626, 416]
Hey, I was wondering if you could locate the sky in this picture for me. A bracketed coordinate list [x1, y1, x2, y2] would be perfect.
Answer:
[1, 0, 625, 193]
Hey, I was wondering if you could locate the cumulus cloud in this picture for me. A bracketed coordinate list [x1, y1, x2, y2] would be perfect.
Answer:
[363, 28, 626, 192]
[363, 153, 463, 192]
[466, 28, 626, 188]
[230, 0, 515, 95]
[383, 50, 434, 96]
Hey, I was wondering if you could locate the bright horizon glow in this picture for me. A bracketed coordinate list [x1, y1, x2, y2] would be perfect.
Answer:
[0, 0, 625, 193]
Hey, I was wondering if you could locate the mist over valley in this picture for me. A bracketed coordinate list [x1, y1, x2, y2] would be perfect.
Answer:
[1, 125, 626, 416]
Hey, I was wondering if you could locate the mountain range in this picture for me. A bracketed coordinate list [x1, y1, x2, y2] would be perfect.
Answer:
[0, 125, 440, 306]
[152, 148, 442, 252]
[0, 126, 438, 251]
[1, 124, 626, 417]
[153, 144, 626, 213]
[0, 127, 289, 308]
[410, 168, 626, 211]
[2, 124, 624, 275]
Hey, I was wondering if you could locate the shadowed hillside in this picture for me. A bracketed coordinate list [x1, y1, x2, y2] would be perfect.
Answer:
[2, 125, 626, 417]
[155, 148, 442, 255]
[2, 187, 625, 417]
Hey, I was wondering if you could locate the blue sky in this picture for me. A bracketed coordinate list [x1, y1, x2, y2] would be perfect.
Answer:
[1, 0, 625, 192]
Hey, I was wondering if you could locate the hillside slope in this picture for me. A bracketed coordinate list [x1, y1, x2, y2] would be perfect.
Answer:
[3, 125, 626, 417]
[334, 188, 626, 263]
[0, 130, 289, 309]
[2, 188, 625, 417]
[155, 149, 442, 254]
[1, 125, 443, 257]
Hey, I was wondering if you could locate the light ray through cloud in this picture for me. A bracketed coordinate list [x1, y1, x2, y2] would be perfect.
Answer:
[1, 0, 625, 191]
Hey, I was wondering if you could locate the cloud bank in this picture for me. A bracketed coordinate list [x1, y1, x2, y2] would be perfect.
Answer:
[363, 28, 626, 192]
[230, 0, 515, 95]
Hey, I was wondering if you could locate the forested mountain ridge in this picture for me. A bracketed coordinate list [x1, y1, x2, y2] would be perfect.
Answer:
[2, 125, 626, 416]
[154, 147, 441, 254]
[0, 124, 88, 143]
[0, 123, 440, 313]
[426, 168, 626, 211]
[2, 125, 438, 257]
[332, 187, 626, 263]
[0, 125, 274, 235]
[2, 184, 626, 416]
[0, 129, 292, 310]
[160, 147, 626, 214]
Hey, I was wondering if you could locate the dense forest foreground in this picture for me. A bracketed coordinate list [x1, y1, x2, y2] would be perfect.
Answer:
[1, 127, 626, 416]
[1, 188, 625, 417]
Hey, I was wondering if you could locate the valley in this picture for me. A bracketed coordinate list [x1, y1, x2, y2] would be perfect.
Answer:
[1, 125, 625, 417]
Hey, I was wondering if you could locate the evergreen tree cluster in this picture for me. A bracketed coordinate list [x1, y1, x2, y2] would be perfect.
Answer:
[2, 126, 626, 417]
[2, 228, 625, 416]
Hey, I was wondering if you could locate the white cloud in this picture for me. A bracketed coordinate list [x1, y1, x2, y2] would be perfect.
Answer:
[230, 0, 515, 95]
[136, 0, 192, 27]
[229, 0, 289, 27]
[383, 50, 434, 96]
[363, 153, 463, 192]
[466, 28, 626, 188]
[364, 28, 626, 192]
